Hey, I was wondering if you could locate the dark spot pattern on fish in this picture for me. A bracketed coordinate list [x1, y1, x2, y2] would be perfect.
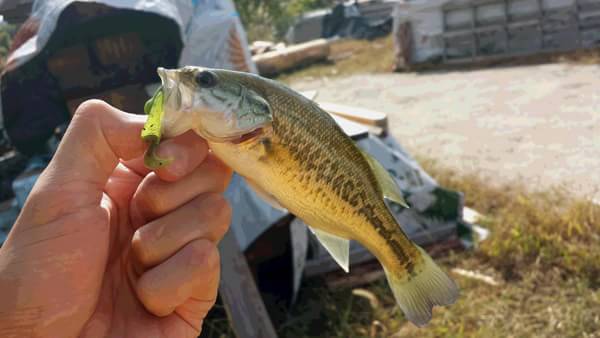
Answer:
[260, 137, 273, 153]
[273, 105, 415, 278]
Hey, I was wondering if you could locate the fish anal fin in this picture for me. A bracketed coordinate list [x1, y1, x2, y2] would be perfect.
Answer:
[359, 148, 409, 208]
[309, 226, 350, 273]
[244, 178, 287, 212]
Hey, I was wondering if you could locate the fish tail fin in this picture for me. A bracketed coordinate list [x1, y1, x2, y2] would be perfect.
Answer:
[383, 245, 459, 327]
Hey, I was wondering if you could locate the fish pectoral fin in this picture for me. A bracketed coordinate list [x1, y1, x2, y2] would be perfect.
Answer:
[309, 226, 350, 273]
[244, 178, 287, 212]
[358, 149, 409, 209]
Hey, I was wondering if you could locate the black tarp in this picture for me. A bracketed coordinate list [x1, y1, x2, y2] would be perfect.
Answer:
[322, 3, 392, 40]
[1, 1, 182, 155]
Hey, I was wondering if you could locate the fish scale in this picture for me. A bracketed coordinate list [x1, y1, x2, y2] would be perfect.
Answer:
[145, 66, 460, 327]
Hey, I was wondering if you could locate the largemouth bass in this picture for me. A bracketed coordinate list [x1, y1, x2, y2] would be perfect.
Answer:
[142, 66, 459, 326]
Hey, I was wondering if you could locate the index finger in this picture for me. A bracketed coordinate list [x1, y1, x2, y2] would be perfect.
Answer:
[22, 100, 147, 225]
[122, 131, 209, 182]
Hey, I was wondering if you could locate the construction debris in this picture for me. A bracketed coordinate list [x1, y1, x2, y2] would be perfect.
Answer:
[253, 38, 330, 76]
[286, 0, 397, 44]
[392, 0, 600, 69]
[451, 268, 501, 286]
[250, 40, 286, 55]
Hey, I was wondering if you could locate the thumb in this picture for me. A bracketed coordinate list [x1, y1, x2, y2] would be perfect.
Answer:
[20, 100, 147, 225]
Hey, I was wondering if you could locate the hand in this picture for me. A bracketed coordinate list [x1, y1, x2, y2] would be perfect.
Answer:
[0, 100, 232, 338]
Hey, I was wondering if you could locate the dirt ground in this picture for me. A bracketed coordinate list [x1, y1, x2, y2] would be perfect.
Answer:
[292, 63, 600, 200]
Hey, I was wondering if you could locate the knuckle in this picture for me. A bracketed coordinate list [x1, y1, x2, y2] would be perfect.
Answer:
[203, 243, 220, 271]
[200, 193, 231, 240]
[187, 240, 219, 271]
[138, 177, 169, 215]
[202, 192, 228, 214]
[131, 229, 154, 265]
[74, 99, 110, 119]
[136, 278, 172, 317]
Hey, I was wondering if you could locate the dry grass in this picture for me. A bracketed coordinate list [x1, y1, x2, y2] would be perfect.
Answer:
[271, 158, 600, 338]
[276, 35, 600, 85]
[202, 159, 600, 338]
[421, 158, 600, 287]
[275, 36, 396, 84]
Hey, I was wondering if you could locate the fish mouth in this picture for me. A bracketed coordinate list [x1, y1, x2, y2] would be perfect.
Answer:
[157, 67, 179, 99]
[230, 127, 265, 144]
[198, 126, 267, 144]
[154, 67, 185, 138]
[156, 66, 268, 144]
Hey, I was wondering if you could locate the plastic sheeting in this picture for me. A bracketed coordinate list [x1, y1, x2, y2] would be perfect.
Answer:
[6, 0, 256, 72]
[321, 3, 393, 41]
[180, 0, 257, 73]
[1, 0, 186, 154]
[1, 0, 256, 156]
[287, 1, 397, 44]
[7, 0, 191, 70]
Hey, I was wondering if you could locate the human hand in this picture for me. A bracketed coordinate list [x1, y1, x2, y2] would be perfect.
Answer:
[0, 100, 232, 338]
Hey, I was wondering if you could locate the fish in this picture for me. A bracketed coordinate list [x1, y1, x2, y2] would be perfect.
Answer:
[141, 66, 459, 327]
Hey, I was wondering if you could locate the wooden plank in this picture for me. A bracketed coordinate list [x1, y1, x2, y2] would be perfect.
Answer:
[317, 102, 388, 130]
[218, 230, 278, 338]
[507, 18, 540, 28]
[575, 1, 582, 45]
[299, 90, 318, 101]
[536, 0, 544, 48]
[443, 8, 448, 62]
[471, 5, 478, 59]
[503, 0, 510, 51]
[444, 0, 504, 11]
[296, 98, 385, 136]
[443, 24, 505, 38]
[578, 9, 600, 20]
[445, 8, 554, 32]
[326, 260, 385, 289]
[253, 39, 330, 76]
[440, 44, 576, 64]
[329, 114, 371, 140]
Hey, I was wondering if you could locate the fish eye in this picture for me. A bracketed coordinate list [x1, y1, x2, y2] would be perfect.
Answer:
[195, 71, 217, 88]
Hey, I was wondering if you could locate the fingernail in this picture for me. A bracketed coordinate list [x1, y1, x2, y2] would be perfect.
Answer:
[156, 140, 188, 176]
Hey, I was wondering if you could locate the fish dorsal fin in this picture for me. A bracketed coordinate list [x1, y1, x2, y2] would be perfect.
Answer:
[308, 226, 350, 272]
[358, 148, 409, 209]
[244, 177, 287, 212]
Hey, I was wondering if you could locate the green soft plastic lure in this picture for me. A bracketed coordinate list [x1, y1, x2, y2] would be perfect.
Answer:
[141, 88, 172, 169]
